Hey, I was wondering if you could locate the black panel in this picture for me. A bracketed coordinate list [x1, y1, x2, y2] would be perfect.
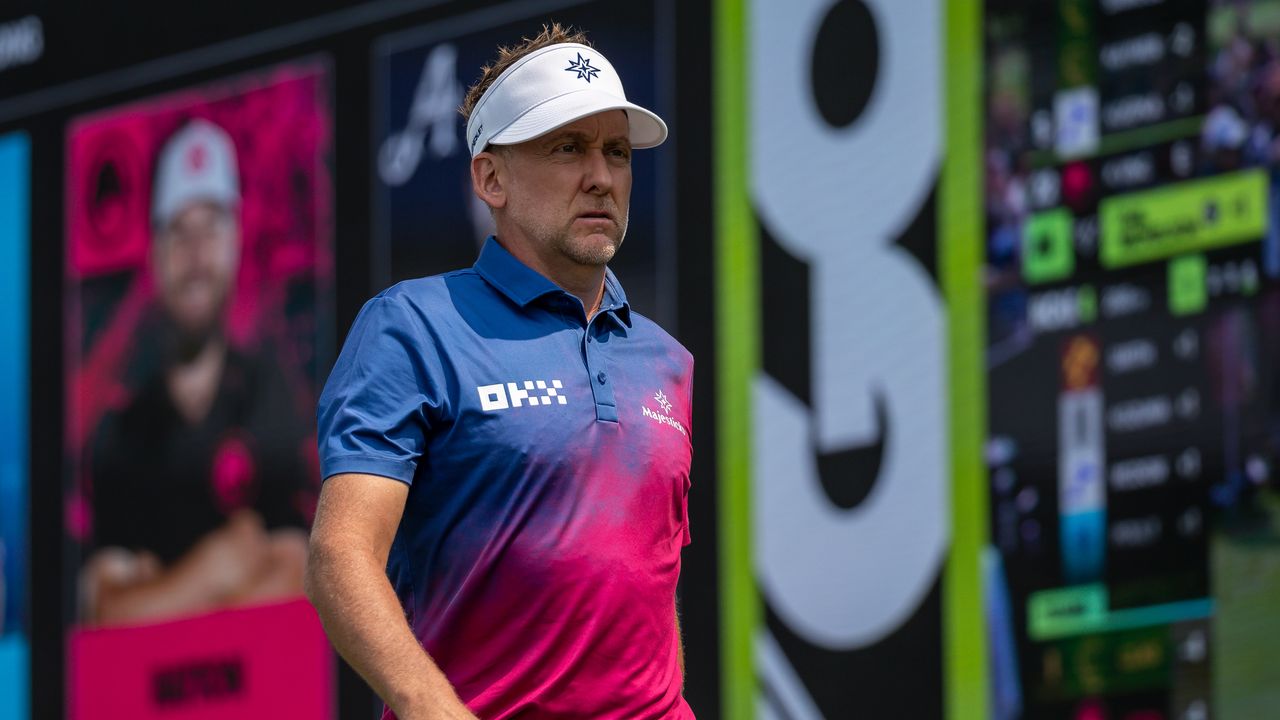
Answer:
[816, 389, 887, 509]
[672, 0, 720, 714]
[1, 0, 384, 98]
[763, 573, 945, 719]
[810, 0, 879, 130]
[894, 188, 940, 288]
[29, 105, 66, 720]
[759, 222, 813, 406]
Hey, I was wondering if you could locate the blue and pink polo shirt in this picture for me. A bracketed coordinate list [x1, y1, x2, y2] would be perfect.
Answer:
[318, 238, 694, 719]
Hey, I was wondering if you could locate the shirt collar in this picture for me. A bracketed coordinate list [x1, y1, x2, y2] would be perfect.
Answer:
[474, 237, 633, 327]
[601, 267, 633, 327]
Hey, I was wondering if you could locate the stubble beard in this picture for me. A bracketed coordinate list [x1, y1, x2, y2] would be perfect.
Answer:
[162, 303, 227, 366]
[529, 206, 630, 268]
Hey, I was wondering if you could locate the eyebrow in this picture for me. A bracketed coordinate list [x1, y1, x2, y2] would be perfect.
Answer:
[544, 130, 631, 147]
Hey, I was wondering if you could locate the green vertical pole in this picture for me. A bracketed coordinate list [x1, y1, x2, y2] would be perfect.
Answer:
[714, 0, 760, 717]
[942, 0, 990, 719]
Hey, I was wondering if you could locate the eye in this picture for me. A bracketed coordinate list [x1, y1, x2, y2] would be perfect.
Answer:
[607, 145, 632, 162]
[554, 142, 580, 154]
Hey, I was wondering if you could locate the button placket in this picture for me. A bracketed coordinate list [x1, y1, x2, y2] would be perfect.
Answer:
[583, 320, 617, 423]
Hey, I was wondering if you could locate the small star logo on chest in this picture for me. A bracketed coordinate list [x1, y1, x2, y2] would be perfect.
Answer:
[654, 389, 673, 414]
[565, 53, 601, 83]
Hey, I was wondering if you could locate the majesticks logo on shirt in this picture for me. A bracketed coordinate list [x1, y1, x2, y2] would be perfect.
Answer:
[642, 389, 686, 436]
[477, 380, 567, 411]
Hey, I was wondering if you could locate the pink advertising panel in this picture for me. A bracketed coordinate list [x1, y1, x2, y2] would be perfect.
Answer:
[70, 599, 331, 720]
[64, 60, 334, 718]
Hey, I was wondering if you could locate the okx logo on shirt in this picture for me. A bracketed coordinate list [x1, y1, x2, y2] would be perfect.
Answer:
[477, 380, 567, 411]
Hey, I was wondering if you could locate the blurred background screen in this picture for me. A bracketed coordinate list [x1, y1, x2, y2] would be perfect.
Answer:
[982, 0, 1280, 718]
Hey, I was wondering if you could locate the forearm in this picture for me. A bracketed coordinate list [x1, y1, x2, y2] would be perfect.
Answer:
[675, 602, 685, 688]
[87, 551, 220, 625]
[94, 574, 218, 624]
[306, 544, 474, 720]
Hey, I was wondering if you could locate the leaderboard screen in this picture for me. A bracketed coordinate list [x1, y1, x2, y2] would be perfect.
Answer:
[984, 0, 1280, 718]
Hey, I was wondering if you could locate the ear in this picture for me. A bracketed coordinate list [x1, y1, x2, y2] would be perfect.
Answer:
[149, 227, 165, 276]
[470, 151, 506, 210]
[225, 210, 243, 266]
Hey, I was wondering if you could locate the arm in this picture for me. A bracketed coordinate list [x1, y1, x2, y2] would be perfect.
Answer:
[305, 473, 477, 720]
[85, 510, 273, 625]
[676, 598, 685, 689]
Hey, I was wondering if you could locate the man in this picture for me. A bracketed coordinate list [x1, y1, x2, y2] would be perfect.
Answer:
[308, 25, 694, 720]
[85, 119, 312, 624]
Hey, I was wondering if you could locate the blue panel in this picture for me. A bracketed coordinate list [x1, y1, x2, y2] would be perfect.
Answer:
[1060, 509, 1107, 585]
[0, 131, 30, 720]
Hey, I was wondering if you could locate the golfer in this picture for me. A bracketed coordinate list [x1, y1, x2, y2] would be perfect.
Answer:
[307, 24, 694, 720]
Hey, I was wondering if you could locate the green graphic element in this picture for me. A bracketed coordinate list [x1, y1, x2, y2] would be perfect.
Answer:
[1077, 284, 1097, 323]
[1023, 209, 1076, 284]
[1168, 254, 1208, 316]
[1028, 115, 1203, 169]
[1244, 262, 1261, 296]
[1212, 494, 1280, 719]
[1056, 0, 1096, 88]
[715, 0, 758, 716]
[1100, 169, 1268, 268]
[1028, 583, 1214, 641]
[943, 0, 991, 716]
[1037, 626, 1173, 700]
[1029, 584, 1109, 638]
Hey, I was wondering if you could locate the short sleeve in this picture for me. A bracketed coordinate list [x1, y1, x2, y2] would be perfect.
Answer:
[683, 356, 694, 547]
[317, 294, 442, 485]
[681, 486, 691, 547]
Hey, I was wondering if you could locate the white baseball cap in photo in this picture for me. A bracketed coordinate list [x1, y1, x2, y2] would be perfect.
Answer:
[151, 118, 241, 228]
[465, 42, 667, 158]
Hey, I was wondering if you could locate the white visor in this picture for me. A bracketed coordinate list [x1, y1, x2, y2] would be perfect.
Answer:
[465, 42, 667, 158]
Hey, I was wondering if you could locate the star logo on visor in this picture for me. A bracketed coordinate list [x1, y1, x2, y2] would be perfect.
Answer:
[565, 53, 601, 83]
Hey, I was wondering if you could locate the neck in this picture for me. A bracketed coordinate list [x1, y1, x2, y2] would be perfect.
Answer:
[165, 337, 227, 425]
[494, 235, 607, 319]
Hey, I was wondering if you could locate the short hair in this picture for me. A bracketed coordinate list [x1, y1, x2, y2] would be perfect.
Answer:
[459, 23, 592, 123]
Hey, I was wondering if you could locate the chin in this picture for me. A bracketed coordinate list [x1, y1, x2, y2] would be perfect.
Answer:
[561, 234, 620, 266]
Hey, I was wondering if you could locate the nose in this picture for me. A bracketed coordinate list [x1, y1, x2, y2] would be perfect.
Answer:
[581, 147, 613, 195]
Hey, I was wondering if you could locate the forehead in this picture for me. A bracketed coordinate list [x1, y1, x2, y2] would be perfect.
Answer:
[158, 200, 234, 236]
[536, 109, 630, 141]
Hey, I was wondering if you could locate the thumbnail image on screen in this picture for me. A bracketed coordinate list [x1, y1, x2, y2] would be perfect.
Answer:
[62, 61, 334, 718]
[983, 1, 1280, 718]
[0, 131, 30, 720]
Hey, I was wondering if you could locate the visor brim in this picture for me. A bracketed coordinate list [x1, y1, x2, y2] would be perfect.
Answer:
[487, 89, 668, 150]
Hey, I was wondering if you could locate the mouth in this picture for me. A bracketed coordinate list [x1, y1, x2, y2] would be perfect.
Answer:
[577, 210, 613, 222]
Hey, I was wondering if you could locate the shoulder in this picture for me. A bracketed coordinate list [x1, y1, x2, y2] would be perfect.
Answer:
[627, 310, 694, 371]
[360, 269, 487, 326]
[374, 268, 479, 309]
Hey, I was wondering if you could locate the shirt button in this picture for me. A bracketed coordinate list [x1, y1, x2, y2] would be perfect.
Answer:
[586, 334, 593, 343]
[597, 371, 608, 384]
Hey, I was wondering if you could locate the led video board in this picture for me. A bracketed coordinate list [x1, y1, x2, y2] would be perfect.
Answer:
[0, 131, 31, 720]
[984, 0, 1280, 717]
[714, 0, 985, 717]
